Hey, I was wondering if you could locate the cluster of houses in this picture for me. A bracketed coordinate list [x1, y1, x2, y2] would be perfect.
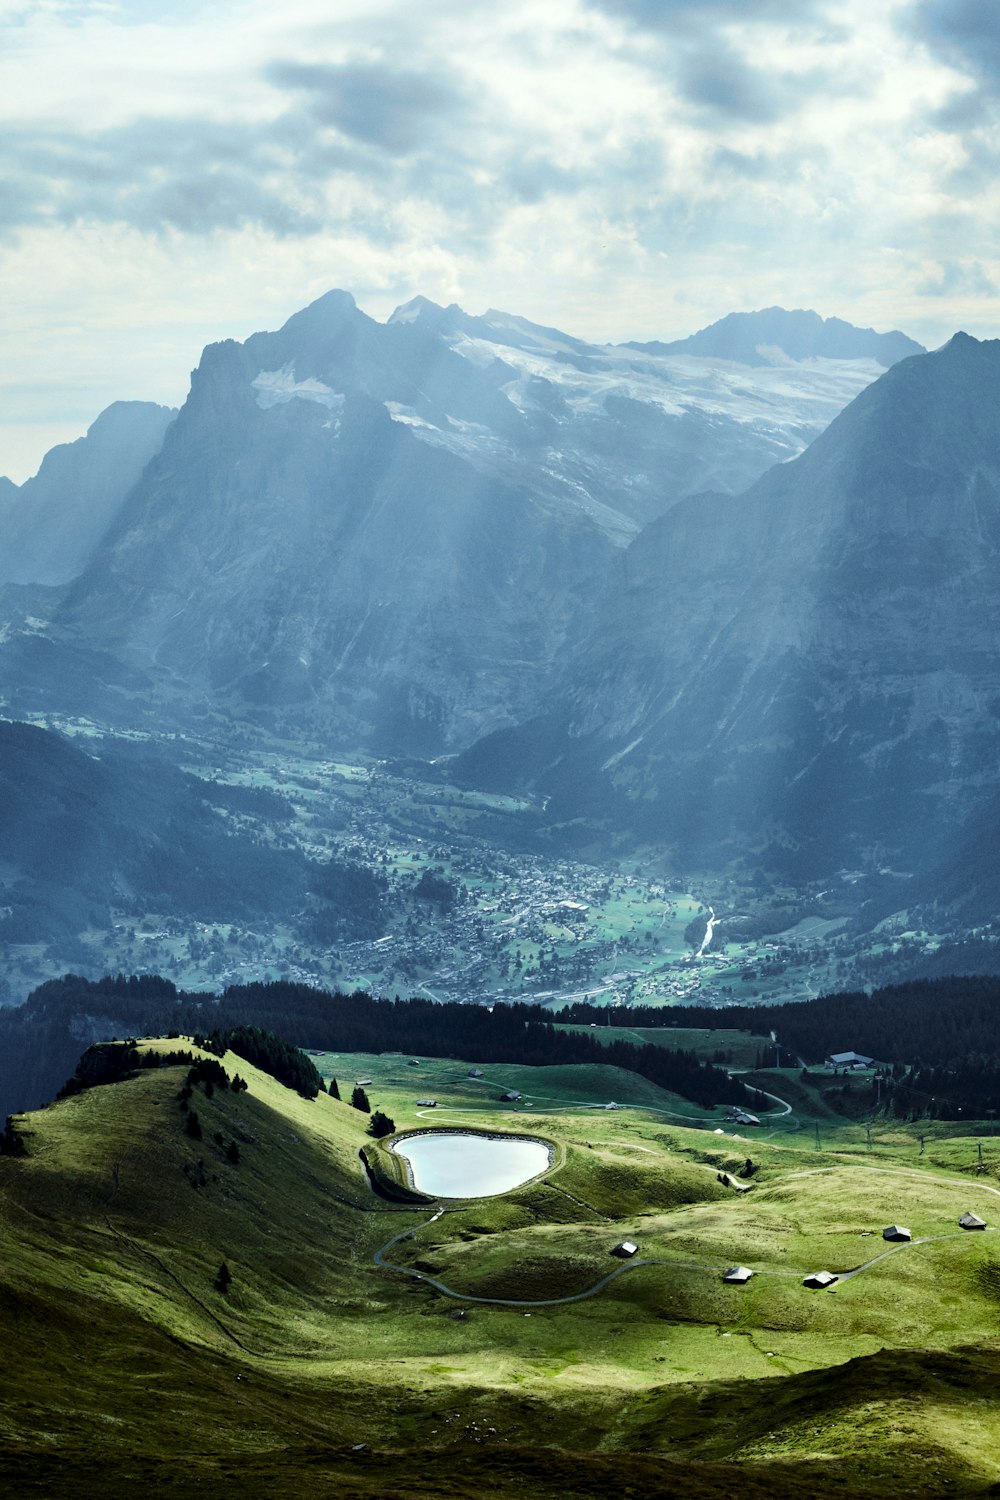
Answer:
[610, 1210, 989, 1287]
[725, 1107, 761, 1127]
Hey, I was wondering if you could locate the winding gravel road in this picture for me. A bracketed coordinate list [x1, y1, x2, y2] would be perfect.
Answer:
[372, 1166, 998, 1307]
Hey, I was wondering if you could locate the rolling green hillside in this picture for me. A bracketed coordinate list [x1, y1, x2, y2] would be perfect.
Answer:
[4, 1041, 1000, 1497]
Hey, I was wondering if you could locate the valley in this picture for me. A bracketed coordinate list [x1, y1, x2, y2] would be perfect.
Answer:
[4, 297, 995, 1023]
[5, 0, 1000, 1485]
[1, 708, 990, 1015]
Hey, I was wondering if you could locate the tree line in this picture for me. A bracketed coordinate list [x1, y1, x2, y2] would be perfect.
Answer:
[0, 973, 744, 1116]
[564, 976, 1000, 1115]
[562, 976, 1000, 1072]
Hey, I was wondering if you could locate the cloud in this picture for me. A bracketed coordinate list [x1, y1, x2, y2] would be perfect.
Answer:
[582, 0, 830, 34]
[266, 59, 466, 155]
[578, 2, 852, 131]
[916, 258, 998, 297]
[710, 146, 781, 180]
[910, 0, 1000, 87]
[679, 44, 797, 123]
[0, 117, 323, 236]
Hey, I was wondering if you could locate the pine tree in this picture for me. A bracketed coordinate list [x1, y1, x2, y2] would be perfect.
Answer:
[351, 1085, 370, 1112]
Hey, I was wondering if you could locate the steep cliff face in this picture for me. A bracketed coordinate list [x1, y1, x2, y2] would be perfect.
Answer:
[57, 293, 614, 751]
[458, 334, 1000, 882]
[0, 402, 176, 585]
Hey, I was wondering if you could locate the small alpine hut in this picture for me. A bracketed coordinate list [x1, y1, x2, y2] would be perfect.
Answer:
[468, 1068, 484, 1079]
[882, 1225, 912, 1242]
[612, 1241, 639, 1258]
[501, 1090, 522, 1102]
[723, 1266, 754, 1284]
[803, 1270, 839, 1289]
[960, 1212, 987, 1230]
[415, 1099, 437, 1108]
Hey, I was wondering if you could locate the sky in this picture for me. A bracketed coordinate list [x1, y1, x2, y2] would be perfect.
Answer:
[2, 0, 999, 480]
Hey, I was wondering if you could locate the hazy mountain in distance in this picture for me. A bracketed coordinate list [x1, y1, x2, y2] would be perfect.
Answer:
[52, 291, 615, 751]
[0, 402, 176, 586]
[387, 294, 909, 522]
[455, 333, 1000, 894]
[626, 307, 925, 368]
[0, 291, 919, 753]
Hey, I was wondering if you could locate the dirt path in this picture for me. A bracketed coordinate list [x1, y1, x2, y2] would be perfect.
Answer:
[372, 1161, 1000, 1307]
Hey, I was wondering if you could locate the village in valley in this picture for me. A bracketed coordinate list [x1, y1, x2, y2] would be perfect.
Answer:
[1, 714, 989, 1017]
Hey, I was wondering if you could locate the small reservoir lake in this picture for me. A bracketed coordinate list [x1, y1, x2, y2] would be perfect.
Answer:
[391, 1130, 552, 1197]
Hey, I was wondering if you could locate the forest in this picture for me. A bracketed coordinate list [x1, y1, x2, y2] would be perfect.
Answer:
[0, 974, 743, 1118]
[563, 977, 1000, 1117]
[9, 971, 1000, 1123]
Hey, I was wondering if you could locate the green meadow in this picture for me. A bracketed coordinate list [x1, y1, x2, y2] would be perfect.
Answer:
[4, 1039, 1000, 1497]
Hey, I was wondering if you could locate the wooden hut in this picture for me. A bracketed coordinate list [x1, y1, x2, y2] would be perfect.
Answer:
[882, 1225, 911, 1242]
[611, 1241, 638, 1258]
[959, 1212, 987, 1230]
[803, 1270, 838, 1288]
[723, 1266, 754, 1284]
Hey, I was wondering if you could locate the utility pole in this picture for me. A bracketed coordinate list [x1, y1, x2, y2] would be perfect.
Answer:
[815, 1122, 821, 1151]
[866, 1124, 872, 1152]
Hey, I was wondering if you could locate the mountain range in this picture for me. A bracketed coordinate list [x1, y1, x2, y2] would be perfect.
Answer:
[0, 295, 917, 753]
[456, 331, 1000, 900]
[8, 294, 1000, 910]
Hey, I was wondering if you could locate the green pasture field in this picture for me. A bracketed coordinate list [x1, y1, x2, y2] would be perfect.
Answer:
[7, 1038, 1000, 1494]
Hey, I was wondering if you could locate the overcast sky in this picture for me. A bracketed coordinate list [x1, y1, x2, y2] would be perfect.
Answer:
[2, 0, 998, 480]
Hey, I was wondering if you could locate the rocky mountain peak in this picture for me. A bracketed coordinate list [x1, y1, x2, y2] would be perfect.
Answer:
[625, 306, 925, 368]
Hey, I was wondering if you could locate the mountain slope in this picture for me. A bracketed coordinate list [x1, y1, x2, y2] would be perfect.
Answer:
[0, 718, 306, 953]
[31, 292, 617, 751]
[457, 334, 1000, 888]
[0, 401, 176, 585]
[3, 1037, 1000, 1498]
[389, 294, 907, 522]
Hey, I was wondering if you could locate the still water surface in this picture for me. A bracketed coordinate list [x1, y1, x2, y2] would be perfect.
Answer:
[392, 1130, 552, 1197]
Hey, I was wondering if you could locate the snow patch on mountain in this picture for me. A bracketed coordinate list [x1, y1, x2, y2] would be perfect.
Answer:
[451, 331, 884, 436]
[253, 365, 344, 412]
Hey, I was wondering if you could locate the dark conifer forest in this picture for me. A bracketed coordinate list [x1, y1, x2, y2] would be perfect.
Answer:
[9, 971, 1000, 1122]
[564, 977, 1000, 1117]
[0, 973, 741, 1116]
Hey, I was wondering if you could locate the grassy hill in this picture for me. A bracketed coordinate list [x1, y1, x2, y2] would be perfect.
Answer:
[4, 1041, 1000, 1497]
